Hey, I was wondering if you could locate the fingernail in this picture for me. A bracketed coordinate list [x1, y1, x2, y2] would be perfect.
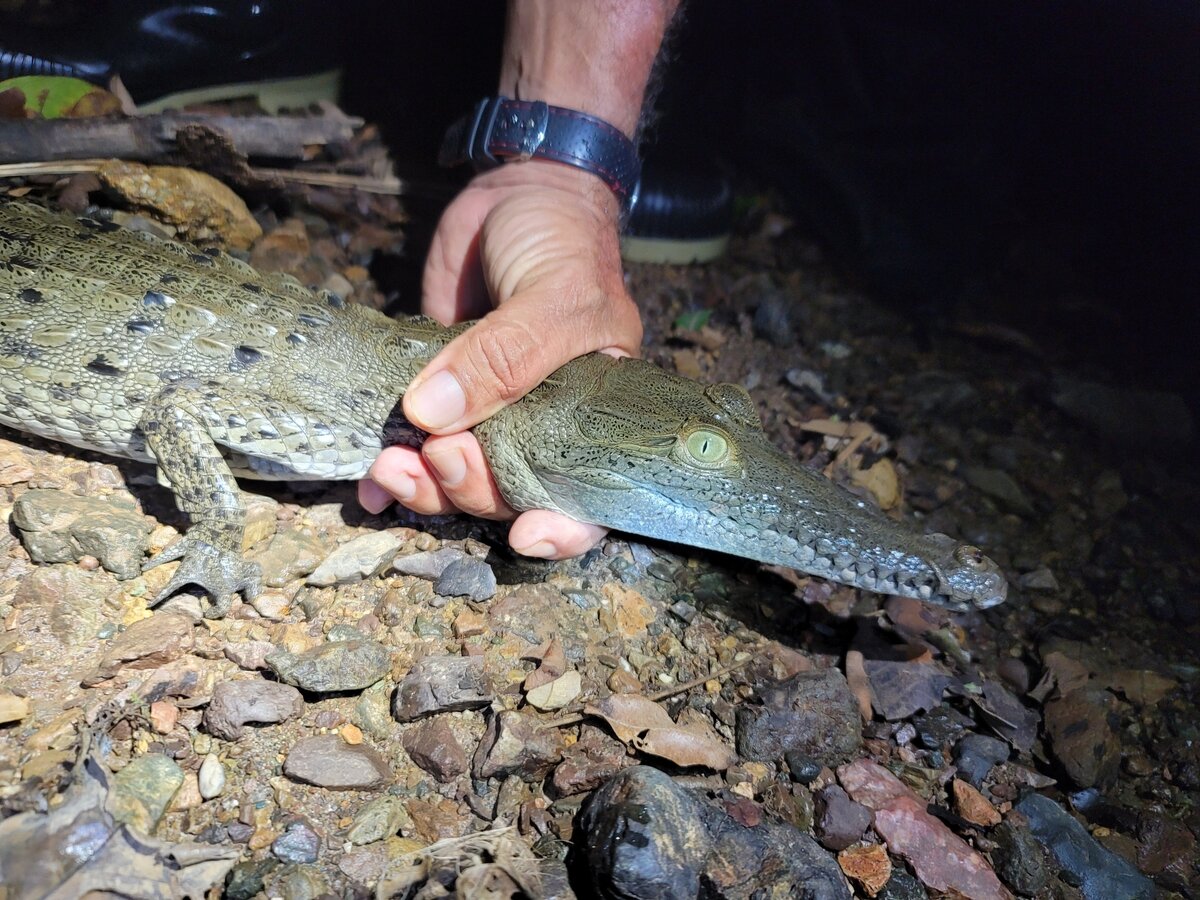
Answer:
[515, 539, 558, 559]
[359, 478, 395, 513]
[376, 472, 416, 502]
[408, 370, 466, 430]
[425, 446, 467, 488]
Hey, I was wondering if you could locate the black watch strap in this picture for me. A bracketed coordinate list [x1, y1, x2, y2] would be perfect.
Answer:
[439, 96, 641, 213]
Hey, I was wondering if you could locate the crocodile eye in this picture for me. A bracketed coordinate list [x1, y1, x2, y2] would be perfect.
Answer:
[953, 545, 987, 568]
[683, 429, 729, 466]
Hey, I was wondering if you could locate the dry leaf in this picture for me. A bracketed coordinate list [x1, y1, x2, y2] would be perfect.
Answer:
[522, 638, 567, 691]
[586, 694, 736, 770]
[525, 670, 582, 711]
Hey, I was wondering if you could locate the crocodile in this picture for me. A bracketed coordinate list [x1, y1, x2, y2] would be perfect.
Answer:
[0, 200, 1007, 617]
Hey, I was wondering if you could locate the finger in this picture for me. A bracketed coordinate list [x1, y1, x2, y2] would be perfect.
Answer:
[509, 510, 608, 559]
[403, 286, 642, 433]
[421, 432, 516, 521]
[366, 446, 456, 516]
[422, 224, 488, 325]
[357, 477, 395, 514]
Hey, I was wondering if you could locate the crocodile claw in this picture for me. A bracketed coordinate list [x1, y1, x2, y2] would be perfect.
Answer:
[145, 534, 263, 619]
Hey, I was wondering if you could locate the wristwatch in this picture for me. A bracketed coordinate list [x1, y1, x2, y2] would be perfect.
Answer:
[439, 96, 642, 215]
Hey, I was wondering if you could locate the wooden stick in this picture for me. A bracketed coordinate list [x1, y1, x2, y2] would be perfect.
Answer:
[0, 109, 362, 165]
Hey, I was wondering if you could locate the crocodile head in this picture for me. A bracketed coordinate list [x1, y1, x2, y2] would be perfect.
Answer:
[480, 354, 1007, 611]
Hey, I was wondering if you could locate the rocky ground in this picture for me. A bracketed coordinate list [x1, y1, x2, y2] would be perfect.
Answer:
[0, 174, 1198, 899]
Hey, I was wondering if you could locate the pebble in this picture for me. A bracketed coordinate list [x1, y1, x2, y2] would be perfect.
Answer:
[551, 727, 631, 797]
[265, 863, 329, 900]
[109, 754, 185, 833]
[266, 638, 391, 692]
[15, 566, 116, 648]
[346, 795, 414, 845]
[1018, 566, 1060, 591]
[11, 489, 150, 579]
[736, 668, 862, 765]
[953, 733, 1010, 787]
[839, 759, 1008, 900]
[0, 692, 30, 724]
[271, 821, 322, 864]
[473, 710, 566, 782]
[392, 655, 492, 721]
[959, 465, 1035, 516]
[877, 870, 928, 900]
[785, 751, 824, 785]
[838, 843, 892, 897]
[1044, 688, 1121, 787]
[391, 547, 465, 579]
[224, 859, 278, 900]
[306, 531, 404, 586]
[433, 556, 497, 601]
[1016, 792, 1154, 899]
[283, 734, 391, 790]
[580, 766, 712, 899]
[83, 612, 196, 685]
[401, 717, 469, 782]
[222, 639, 276, 670]
[815, 784, 871, 851]
[990, 815, 1050, 896]
[203, 679, 304, 740]
[198, 752, 226, 799]
[251, 530, 326, 587]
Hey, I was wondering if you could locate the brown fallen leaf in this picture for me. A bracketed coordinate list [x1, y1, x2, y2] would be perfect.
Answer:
[844, 650, 875, 722]
[586, 694, 737, 771]
[522, 638, 567, 691]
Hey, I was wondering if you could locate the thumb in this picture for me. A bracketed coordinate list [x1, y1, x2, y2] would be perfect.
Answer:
[403, 287, 641, 434]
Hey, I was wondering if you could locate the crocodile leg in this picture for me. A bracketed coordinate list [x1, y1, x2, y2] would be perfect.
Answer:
[139, 381, 263, 617]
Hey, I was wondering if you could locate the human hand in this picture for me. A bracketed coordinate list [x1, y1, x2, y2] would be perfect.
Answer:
[359, 160, 643, 559]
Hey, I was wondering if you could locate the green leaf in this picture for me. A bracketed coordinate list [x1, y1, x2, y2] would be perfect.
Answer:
[0, 76, 120, 118]
[673, 309, 712, 331]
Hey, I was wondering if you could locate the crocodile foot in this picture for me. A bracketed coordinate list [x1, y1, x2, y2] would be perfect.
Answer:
[145, 534, 263, 619]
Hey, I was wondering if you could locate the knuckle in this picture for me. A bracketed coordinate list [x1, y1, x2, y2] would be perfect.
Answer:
[465, 323, 534, 403]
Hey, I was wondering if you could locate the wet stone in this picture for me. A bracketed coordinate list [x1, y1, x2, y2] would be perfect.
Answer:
[785, 751, 823, 785]
[954, 733, 1010, 787]
[991, 815, 1050, 897]
[433, 555, 497, 601]
[306, 530, 404, 587]
[1016, 792, 1154, 900]
[402, 716, 468, 782]
[266, 638, 390, 692]
[472, 710, 567, 782]
[272, 821, 322, 864]
[12, 489, 151, 579]
[393, 655, 491, 721]
[346, 794, 413, 845]
[736, 668, 862, 765]
[815, 784, 872, 851]
[203, 679, 304, 740]
[580, 766, 712, 900]
[283, 734, 391, 790]
[110, 753, 185, 833]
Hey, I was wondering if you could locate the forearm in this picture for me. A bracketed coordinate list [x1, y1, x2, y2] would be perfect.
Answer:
[500, 0, 681, 139]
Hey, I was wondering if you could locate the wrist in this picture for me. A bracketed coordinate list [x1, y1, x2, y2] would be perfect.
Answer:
[500, 0, 679, 139]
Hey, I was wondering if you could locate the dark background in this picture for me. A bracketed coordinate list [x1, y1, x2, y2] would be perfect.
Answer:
[342, 1, 1200, 409]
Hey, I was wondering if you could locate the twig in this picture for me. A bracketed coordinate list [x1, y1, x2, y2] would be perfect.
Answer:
[0, 109, 362, 165]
